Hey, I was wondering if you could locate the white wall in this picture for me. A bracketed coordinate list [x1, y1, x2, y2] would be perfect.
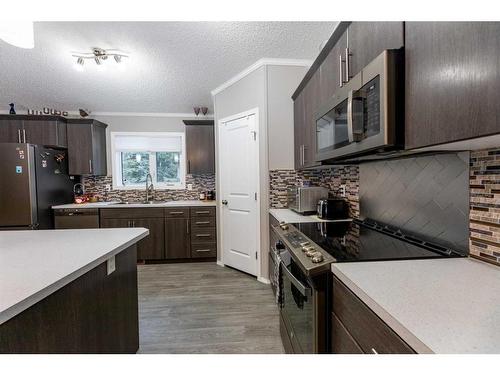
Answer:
[93, 114, 206, 176]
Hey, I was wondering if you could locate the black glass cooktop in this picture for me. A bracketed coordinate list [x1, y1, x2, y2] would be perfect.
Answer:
[291, 219, 463, 262]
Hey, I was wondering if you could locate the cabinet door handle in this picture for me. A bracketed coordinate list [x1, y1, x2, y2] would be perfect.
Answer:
[170, 211, 184, 215]
[339, 54, 345, 87]
[195, 221, 210, 225]
[127, 220, 131, 227]
[89, 160, 93, 174]
[186, 219, 190, 234]
[195, 211, 210, 214]
[17, 129, 21, 143]
[23, 129, 27, 143]
[196, 234, 211, 237]
[371, 348, 378, 354]
[196, 249, 211, 253]
[188, 160, 191, 174]
[345, 47, 351, 82]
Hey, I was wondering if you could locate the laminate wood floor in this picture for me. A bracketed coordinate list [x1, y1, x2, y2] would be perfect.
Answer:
[137, 262, 284, 354]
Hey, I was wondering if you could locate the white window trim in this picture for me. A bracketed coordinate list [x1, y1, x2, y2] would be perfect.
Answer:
[110, 131, 186, 190]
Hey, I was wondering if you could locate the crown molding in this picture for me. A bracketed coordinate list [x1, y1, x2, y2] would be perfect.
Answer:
[0, 110, 213, 119]
[92, 112, 213, 118]
[211, 58, 313, 96]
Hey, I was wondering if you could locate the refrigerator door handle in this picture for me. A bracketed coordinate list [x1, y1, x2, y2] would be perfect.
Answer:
[17, 129, 21, 143]
[23, 129, 27, 143]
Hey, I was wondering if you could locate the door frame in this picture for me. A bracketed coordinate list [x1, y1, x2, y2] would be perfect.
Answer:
[216, 107, 261, 278]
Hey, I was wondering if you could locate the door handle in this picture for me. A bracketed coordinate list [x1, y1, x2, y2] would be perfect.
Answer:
[17, 129, 21, 143]
[23, 129, 27, 143]
[345, 47, 351, 82]
[89, 160, 93, 174]
[347, 89, 354, 143]
[281, 261, 311, 297]
[222, 200, 228, 205]
[339, 54, 345, 87]
[188, 160, 191, 174]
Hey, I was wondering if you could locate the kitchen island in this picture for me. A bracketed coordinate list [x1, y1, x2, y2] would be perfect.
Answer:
[0, 227, 149, 353]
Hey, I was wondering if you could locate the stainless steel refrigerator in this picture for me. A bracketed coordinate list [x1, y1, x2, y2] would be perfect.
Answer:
[0, 143, 74, 230]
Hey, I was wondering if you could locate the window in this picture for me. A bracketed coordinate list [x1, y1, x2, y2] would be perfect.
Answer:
[111, 132, 186, 189]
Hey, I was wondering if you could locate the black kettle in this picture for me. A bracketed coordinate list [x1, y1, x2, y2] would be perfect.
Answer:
[316, 198, 349, 220]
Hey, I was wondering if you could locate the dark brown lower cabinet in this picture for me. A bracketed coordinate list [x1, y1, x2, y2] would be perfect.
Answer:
[332, 276, 415, 354]
[100, 216, 165, 260]
[165, 218, 190, 259]
[133, 218, 165, 260]
[99, 206, 216, 262]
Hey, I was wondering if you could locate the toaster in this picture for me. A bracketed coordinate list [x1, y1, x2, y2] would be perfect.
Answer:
[316, 198, 349, 220]
[287, 186, 328, 214]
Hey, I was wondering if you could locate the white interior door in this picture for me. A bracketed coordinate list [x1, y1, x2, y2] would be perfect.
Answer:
[219, 112, 259, 276]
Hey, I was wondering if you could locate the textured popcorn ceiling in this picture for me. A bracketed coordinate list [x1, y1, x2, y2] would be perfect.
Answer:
[0, 21, 337, 113]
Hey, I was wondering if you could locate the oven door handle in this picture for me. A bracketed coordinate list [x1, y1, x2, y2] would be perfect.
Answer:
[280, 261, 312, 297]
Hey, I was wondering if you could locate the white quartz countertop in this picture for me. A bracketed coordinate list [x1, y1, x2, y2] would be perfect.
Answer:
[331, 258, 500, 354]
[52, 200, 217, 209]
[269, 208, 351, 223]
[0, 228, 149, 325]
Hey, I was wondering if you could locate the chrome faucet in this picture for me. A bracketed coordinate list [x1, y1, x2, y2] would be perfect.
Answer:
[145, 173, 154, 203]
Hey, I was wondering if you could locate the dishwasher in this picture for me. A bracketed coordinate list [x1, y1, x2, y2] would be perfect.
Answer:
[54, 208, 100, 229]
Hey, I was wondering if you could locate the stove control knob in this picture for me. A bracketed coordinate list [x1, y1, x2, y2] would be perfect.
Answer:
[312, 254, 324, 263]
[279, 222, 289, 230]
[299, 242, 310, 247]
[305, 250, 317, 257]
[302, 246, 314, 252]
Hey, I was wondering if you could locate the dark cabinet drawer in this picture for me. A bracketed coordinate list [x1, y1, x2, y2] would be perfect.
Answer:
[190, 207, 215, 217]
[100, 208, 164, 219]
[331, 313, 363, 354]
[333, 277, 414, 354]
[191, 242, 216, 258]
[191, 227, 216, 243]
[190, 216, 216, 228]
[165, 208, 190, 218]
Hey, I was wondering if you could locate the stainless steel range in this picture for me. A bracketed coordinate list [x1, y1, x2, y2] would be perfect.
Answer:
[272, 218, 464, 354]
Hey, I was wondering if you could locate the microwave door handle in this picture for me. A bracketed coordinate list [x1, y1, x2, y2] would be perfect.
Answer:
[281, 261, 312, 297]
[347, 89, 354, 143]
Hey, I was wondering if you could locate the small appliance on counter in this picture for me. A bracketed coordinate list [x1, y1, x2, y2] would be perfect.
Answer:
[316, 198, 349, 220]
[287, 186, 328, 214]
[73, 183, 88, 204]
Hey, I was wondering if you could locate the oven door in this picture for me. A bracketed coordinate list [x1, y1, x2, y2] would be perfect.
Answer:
[280, 258, 314, 353]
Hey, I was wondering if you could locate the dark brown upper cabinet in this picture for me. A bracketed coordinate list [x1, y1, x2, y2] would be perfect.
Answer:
[294, 74, 322, 170]
[346, 22, 404, 78]
[0, 115, 67, 148]
[319, 31, 348, 102]
[184, 120, 215, 175]
[405, 22, 500, 149]
[67, 119, 107, 176]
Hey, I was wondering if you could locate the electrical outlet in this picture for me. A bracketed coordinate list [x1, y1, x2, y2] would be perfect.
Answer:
[187, 183, 193, 191]
[340, 185, 346, 198]
[107, 256, 116, 275]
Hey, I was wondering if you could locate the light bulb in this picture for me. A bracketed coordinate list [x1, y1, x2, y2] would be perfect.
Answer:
[0, 20, 34, 49]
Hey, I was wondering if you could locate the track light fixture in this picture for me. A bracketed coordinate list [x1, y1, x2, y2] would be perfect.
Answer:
[72, 47, 128, 71]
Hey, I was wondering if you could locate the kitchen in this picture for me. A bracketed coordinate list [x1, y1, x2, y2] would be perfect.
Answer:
[0, 2, 499, 374]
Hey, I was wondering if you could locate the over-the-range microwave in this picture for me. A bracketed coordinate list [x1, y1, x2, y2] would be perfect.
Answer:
[315, 49, 404, 162]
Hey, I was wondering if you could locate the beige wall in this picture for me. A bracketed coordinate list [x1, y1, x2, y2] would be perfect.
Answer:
[213, 63, 307, 281]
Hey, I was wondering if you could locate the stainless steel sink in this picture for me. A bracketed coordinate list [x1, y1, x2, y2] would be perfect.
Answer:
[115, 200, 168, 205]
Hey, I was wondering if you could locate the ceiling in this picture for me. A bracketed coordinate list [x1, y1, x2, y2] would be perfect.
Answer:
[0, 22, 337, 114]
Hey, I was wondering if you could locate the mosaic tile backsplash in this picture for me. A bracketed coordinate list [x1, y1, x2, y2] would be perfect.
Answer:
[82, 174, 215, 202]
[269, 166, 360, 218]
[470, 148, 500, 266]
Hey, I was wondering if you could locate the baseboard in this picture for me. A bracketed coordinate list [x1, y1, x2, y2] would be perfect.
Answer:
[257, 277, 271, 284]
[216, 260, 225, 267]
